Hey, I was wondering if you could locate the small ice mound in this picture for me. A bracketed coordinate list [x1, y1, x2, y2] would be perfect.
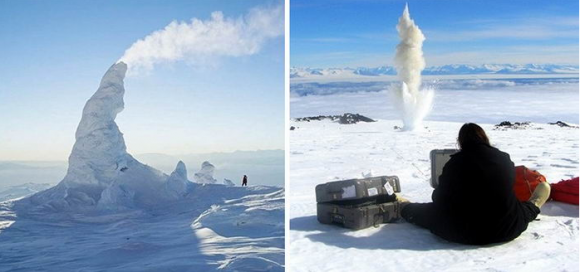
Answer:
[165, 161, 190, 198]
[193, 161, 218, 184]
[223, 178, 235, 187]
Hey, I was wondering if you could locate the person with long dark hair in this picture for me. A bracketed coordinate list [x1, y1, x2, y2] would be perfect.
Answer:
[399, 123, 551, 245]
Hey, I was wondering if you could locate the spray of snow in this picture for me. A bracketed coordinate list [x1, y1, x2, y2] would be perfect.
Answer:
[391, 4, 434, 131]
[118, 5, 283, 74]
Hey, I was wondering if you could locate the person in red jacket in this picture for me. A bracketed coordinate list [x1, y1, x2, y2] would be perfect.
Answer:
[399, 123, 551, 245]
[242, 175, 248, 187]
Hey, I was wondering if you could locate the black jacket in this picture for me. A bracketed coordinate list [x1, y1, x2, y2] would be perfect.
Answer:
[431, 143, 536, 245]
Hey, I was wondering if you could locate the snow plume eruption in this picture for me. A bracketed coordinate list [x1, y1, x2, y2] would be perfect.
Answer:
[392, 4, 434, 131]
[119, 5, 283, 74]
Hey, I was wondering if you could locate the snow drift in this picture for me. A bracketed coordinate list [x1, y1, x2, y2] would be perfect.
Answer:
[392, 4, 434, 131]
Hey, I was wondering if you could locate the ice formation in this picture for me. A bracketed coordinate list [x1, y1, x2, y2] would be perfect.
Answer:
[193, 161, 218, 184]
[391, 4, 434, 131]
[165, 161, 190, 198]
[30, 62, 191, 209]
[223, 178, 235, 187]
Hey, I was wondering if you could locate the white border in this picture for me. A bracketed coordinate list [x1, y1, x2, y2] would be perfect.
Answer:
[284, 0, 290, 269]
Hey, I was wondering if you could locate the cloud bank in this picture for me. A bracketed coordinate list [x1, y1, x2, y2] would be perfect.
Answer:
[119, 5, 283, 74]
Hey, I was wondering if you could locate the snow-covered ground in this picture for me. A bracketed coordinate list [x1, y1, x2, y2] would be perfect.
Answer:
[289, 78, 579, 272]
[0, 185, 284, 271]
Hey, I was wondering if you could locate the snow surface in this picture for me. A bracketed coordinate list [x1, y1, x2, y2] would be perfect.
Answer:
[0, 185, 284, 271]
[289, 82, 579, 271]
[0, 62, 284, 271]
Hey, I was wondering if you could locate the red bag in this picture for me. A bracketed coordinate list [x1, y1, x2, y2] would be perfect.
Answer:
[513, 166, 547, 202]
[550, 177, 579, 205]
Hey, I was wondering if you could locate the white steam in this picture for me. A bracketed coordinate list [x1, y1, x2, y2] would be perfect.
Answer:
[391, 4, 434, 131]
[119, 5, 283, 74]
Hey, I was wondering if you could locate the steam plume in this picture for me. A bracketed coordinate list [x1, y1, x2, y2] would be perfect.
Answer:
[392, 4, 434, 131]
[119, 5, 283, 74]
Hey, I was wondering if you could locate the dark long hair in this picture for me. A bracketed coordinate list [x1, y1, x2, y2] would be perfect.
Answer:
[457, 123, 490, 149]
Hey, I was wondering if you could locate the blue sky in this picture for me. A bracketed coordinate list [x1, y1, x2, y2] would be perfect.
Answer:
[0, 0, 284, 161]
[291, 0, 579, 68]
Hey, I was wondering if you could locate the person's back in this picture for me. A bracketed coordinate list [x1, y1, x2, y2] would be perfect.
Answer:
[432, 143, 528, 244]
[400, 123, 549, 245]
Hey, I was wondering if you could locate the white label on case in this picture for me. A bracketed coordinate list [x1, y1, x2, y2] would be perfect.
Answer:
[384, 182, 394, 195]
[367, 187, 378, 196]
[342, 185, 356, 199]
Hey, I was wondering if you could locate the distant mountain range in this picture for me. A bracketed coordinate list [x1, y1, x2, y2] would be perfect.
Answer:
[0, 182, 52, 202]
[291, 64, 579, 78]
